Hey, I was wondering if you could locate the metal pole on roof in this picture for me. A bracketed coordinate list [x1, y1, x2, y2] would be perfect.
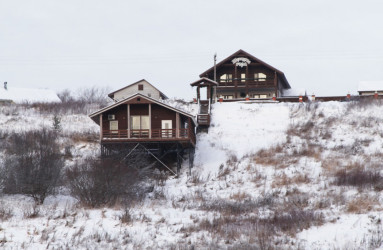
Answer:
[213, 53, 217, 103]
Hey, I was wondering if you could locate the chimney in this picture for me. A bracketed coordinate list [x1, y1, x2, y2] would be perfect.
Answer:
[4, 82, 7, 90]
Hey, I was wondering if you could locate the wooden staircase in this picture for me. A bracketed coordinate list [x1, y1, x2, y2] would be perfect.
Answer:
[197, 100, 211, 126]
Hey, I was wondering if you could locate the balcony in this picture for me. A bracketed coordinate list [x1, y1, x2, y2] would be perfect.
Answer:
[102, 128, 196, 145]
[218, 78, 275, 88]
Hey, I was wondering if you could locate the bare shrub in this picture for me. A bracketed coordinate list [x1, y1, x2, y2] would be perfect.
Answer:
[264, 209, 323, 236]
[23, 203, 40, 218]
[334, 169, 383, 189]
[119, 207, 132, 224]
[66, 157, 149, 208]
[2, 129, 63, 204]
[76, 86, 111, 107]
[0, 204, 12, 221]
[198, 194, 275, 215]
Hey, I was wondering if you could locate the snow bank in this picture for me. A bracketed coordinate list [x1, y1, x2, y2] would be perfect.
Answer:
[0, 87, 61, 103]
[194, 102, 290, 176]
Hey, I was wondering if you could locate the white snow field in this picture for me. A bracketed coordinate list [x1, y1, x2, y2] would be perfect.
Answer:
[1, 100, 383, 249]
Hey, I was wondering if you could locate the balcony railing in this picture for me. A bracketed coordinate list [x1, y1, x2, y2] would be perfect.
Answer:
[218, 79, 275, 87]
[102, 128, 192, 140]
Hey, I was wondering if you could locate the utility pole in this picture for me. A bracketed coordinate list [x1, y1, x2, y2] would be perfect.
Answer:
[213, 53, 217, 102]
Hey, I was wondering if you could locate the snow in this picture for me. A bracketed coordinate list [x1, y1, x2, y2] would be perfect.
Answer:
[0, 86, 61, 103]
[195, 102, 290, 176]
[2, 100, 383, 248]
[283, 88, 306, 96]
[358, 81, 383, 92]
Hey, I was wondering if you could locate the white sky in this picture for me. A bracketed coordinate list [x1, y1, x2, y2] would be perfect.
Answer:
[1, 0, 383, 99]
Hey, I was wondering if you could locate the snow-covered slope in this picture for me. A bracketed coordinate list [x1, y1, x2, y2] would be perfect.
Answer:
[1, 100, 383, 249]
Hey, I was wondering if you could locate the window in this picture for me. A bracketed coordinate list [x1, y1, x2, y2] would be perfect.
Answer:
[223, 95, 233, 100]
[131, 115, 149, 137]
[220, 74, 233, 83]
[131, 116, 149, 130]
[110, 121, 118, 133]
[254, 73, 267, 81]
[254, 94, 260, 99]
[138, 84, 144, 90]
[260, 94, 267, 98]
[241, 73, 246, 82]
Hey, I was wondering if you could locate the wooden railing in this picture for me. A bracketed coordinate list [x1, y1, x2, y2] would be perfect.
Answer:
[218, 80, 274, 88]
[102, 128, 192, 140]
[197, 114, 210, 125]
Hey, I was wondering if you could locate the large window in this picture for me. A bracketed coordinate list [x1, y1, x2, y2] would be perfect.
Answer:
[131, 115, 149, 137]
[220, 74, 233, 83]
[254, 73, 267, 81]
[131, 116, 149, 130]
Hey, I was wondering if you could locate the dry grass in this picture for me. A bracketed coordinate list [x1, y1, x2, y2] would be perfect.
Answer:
[272, 173, 310, 188]
[347, 195, 379, 213]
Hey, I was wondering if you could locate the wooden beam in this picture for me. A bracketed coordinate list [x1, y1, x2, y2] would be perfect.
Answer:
[176, 112, 180, 138]
[149, 103, 152, 138]
[274, 71, 278, 97]
[99, 114, 103, 141]
[245, 65, 249, 96]
[127, 104, 130, 138]
[234, 64, 238, 98]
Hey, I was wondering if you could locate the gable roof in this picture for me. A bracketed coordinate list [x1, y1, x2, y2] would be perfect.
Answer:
[199, 49, 291, 89]
[107, 79, 168, 99]
[190, 77, 218, 87]
[89, 93, 196, 126]
[0, 86, 61, 103]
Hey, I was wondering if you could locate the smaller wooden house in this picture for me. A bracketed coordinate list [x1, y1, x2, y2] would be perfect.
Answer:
[89, 93, 196, 148]
[108, 79, 168, 102]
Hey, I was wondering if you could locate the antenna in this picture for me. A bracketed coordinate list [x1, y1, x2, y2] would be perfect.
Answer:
[213, 53, 217, 82]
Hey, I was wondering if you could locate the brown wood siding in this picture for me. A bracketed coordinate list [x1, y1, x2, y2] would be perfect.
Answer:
[102, 104, 127, 130]
[130, 104, 149, 116]
[151, 104, 176, 129]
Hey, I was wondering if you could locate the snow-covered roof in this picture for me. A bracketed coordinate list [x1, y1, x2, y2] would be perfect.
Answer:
[282, 88, 306, 97]
[0, 86, 61, 103]
[358, 81, 383, 92]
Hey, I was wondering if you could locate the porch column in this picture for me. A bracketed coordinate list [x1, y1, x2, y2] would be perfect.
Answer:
[149, 103, 152, 138]
[197, 87, 200, 100]
[99, 114, 103, 141]
[127, 104, 130, 138]
[234, 64, 238, 98]
[274, 71, 278, 98]
[245, 65, 249, 96]
[176, 112, 180, 138]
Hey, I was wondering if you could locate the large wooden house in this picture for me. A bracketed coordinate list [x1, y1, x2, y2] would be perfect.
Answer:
[199, 49, 291, 100]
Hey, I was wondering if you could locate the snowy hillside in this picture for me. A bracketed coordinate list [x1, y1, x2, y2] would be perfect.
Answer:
[1, 100, 383, 249]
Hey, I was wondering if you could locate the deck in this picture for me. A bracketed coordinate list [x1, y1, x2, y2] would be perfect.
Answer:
[101, 128, 196, 146]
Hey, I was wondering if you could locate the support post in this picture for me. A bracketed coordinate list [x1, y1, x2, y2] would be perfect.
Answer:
[274, 71, 278, 98]
[234, 64, 238, 98]
[127, 104, 130, 138]
[176, 112, 180, 138]
[149, 103, 152, 138]
[99, 114, 103, 141]
[245, 65, 249, 97]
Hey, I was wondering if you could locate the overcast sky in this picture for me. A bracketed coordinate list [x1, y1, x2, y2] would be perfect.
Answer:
[1, 0, 383, 99]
